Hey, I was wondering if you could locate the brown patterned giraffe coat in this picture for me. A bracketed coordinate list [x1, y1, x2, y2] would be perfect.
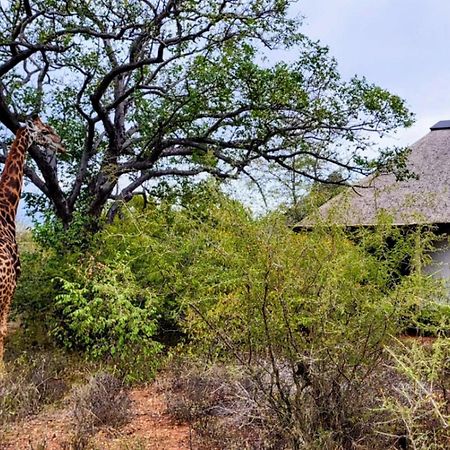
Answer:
[0, 120, 64, 365]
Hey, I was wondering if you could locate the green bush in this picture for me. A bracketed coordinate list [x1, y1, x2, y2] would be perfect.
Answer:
[14, 182, 448, 413]
[180, 213, 439, 353]
[380, 337, 450, 449]
[51, 261, 163, 381]
[166, 207, 445, 447]
[15, 183, 250, 378]
[404, 302, 450, 336]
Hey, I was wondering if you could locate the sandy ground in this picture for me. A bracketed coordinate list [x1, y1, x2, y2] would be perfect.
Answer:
[0, 385, 191, 449]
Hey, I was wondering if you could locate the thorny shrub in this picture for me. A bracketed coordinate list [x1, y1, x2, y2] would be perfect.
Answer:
[164, 358, 287, 449]
[379, 337, 450, 449]
[71, 372, 131, 447]
[165, 348, 450, 450]
[173, 205, 447, 447]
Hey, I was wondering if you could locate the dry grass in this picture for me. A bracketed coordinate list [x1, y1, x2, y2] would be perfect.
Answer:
[71, 372, 131, 448]
[164, 359, 287, 449]
[0, 352, 69, 424]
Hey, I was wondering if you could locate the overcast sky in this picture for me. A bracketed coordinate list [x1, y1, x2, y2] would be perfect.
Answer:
[297, 0, 450, 145]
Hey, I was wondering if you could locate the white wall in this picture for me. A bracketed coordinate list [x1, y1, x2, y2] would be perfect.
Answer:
[423, 237, 450, 283]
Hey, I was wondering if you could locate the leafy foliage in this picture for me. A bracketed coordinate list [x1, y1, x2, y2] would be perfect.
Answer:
[16, 184, 446, 382]
[13, 182, 450, 445]
[52, 262, 163, 377]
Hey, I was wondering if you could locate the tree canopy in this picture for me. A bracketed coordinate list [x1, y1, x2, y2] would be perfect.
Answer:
[0, 0, 413, 227]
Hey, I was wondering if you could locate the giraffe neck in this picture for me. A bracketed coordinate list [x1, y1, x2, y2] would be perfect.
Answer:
[0, 127, 30, 241]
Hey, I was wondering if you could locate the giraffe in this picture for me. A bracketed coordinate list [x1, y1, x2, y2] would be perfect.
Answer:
[0, 116, 65, 369]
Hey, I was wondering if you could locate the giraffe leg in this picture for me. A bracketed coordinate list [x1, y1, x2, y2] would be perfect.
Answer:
[0, 305, 7, 357]
[0, 252, 16, 374]
[0, 297, 10, 375]
[0, 312, 6, 376]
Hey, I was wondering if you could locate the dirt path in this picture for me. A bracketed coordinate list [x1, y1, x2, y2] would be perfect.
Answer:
[0, 385, 191, 450]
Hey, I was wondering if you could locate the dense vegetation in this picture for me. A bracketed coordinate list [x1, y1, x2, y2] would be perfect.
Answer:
[1, 1, 449, 447]
[10, 183, 450, 448]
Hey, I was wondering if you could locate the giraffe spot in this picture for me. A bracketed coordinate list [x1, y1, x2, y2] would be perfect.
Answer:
[9, 165, 18, 175]
[10, 179, 21, 191]
[5, 191, 16, 204]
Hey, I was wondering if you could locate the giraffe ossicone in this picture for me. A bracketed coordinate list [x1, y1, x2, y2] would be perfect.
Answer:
[0, 117, 65, 368]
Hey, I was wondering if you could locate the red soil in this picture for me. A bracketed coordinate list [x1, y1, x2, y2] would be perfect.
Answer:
[0, 385, 191, 449]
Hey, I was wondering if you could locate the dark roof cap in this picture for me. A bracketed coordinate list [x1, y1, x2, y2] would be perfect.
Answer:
[430, 120, 450, 131]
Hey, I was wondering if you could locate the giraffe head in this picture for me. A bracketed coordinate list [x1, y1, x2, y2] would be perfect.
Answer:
[25, 116, 66, 153]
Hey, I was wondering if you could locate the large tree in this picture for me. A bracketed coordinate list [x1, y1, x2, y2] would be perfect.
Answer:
[0, 0, 413, 228]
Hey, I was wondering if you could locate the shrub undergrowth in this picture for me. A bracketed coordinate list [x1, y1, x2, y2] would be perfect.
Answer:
[13, 183, 450, 445]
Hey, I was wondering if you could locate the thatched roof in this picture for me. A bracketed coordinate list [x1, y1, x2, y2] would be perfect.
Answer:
[297, 123, 450, 228]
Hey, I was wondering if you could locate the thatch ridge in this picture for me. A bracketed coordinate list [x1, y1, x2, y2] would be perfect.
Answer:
[297, 128, 450, 228]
